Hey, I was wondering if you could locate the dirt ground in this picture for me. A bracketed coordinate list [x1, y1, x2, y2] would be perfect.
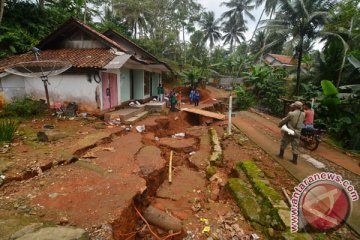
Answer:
[0, 86, 359, 240]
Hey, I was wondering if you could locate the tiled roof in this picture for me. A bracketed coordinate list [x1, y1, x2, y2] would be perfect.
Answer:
[267, 54, 297, 65]
[0, 49, 116, 73]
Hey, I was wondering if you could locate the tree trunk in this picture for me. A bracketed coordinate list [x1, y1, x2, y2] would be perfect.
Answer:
[336, 17, 353, 88]
[295, 37, 304, 96]
[250, 8, 265, 43]
[0, 0, 4, 26]
[260, 9, 274, 60]
[83, 0, 87, 24]
[183, 24, 187, 65]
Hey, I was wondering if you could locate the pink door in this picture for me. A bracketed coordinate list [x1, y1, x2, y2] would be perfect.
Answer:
[102, 72, 118, 110]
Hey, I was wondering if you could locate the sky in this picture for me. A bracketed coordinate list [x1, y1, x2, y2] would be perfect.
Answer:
[197, 0, 265, 41]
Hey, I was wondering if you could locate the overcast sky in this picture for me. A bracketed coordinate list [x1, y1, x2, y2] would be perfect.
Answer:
[197, 0, 265, 41]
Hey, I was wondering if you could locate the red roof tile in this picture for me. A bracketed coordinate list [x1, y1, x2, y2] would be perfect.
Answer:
[0, 49, 116, 73]
[268, 54, 297, 65]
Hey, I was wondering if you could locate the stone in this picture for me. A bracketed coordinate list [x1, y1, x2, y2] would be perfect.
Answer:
[16, 226, 89, 240]
[10, 223, 44, 239]
[278, 209, 291, 228]
[227, 178, 262, 224]
[37, 131, 68, 142]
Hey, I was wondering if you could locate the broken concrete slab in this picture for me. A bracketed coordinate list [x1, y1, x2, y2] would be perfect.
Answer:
[10, 223, 44, 239]
[158, 137, 197, 151]
[37, 131, 68, 142]
[135, 145, 166, 176]
[15, 226, 88, 240]
[156, 166, 206, 201]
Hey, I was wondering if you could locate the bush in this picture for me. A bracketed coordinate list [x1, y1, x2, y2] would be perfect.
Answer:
[1, 97, 47, 118]
[234, 85, 254, 110]
[0, 119, 18, 143]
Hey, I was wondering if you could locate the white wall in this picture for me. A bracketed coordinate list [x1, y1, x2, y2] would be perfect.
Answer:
[151, 73, 160, 96]
[1, 75, 26, 101]
[24, 74, 100, 112]
[120, 68, 131, 102]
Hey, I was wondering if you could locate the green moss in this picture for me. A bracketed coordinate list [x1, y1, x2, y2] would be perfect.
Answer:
[240, 160, 262, 179]
[206, 166, 217, 179]
[281, 231, 313, 240]
[227, 178, 262, 223]
[253, 179, 282, 203]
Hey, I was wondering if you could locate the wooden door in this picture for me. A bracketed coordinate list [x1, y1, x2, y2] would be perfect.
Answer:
[102, 72, 118, 110]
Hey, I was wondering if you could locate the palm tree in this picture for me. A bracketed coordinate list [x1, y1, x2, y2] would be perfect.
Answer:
[266, 0, 332, 95]
[112, 0, 153, 39]
[198, 11, 222, 51]
[221, 0, 256, 27]
[250, 0, 279, 42]
[222, 17, 247, 52]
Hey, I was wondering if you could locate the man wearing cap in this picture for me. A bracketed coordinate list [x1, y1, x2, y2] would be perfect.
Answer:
[278, 101, 305, 164]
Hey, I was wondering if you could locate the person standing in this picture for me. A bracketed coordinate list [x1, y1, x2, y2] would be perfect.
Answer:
[176, 90, 182, 108]
[278, 101, 305, 164]
[194, 90, 200, 106]
[303, 102, 315, 128]
[189, 88, 195, 104]
[170, 90, 177, 112]
[157, 84, 164, 102]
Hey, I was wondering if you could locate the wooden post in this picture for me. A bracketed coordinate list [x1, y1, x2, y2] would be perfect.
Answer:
[227, 95, 232, 135]
[168, 150, 173, 183]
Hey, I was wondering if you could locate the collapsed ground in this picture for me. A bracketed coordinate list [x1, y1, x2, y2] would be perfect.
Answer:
[0, 89, 359, 240]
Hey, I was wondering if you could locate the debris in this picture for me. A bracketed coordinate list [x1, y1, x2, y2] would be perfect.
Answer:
[0, 175, 5, 180]
[59, 217, 69, 225]
[200, 218, 209, 225]
[202, 226, 211, 234]
[189, 151, 196, 155]
[135, 125, 146, 133]
[191, 202, 202, 212]
[129, 102, 135, 106]
[143, 205, 182, 232]
[136, 101, 141, 105]
[102, 147, 115, 152]
[174, 116, 179, 120]
[83, 152, 96, 159]
[154, 136, 159, 141]
[79, 112, 87, 118]
[251, 233, 260, 240]
[172, 132, 185, 138]
[43, 124, 55, 129]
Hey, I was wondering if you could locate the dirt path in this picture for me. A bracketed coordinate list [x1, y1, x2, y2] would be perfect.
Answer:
[232, 110, 360, 235]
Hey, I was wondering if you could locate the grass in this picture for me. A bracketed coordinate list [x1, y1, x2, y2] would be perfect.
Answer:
[0, 119, 18, 143]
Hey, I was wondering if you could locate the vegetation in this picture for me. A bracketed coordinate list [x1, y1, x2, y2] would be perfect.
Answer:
[1, 97, 47, 118]
[0, 0, 359, 150]
[0, 119, 18, 143]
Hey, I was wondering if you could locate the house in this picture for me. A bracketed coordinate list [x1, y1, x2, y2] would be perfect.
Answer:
[0, 17, 171, 112]
[263, 53, 297, 68]
[218, 77, 243, 90]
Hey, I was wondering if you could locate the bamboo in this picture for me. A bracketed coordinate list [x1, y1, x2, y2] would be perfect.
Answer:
[168, 150, 173, 183]
[282, 187, 291, 207]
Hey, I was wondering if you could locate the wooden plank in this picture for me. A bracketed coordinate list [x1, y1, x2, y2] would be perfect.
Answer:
[181, 108, 226, 120]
